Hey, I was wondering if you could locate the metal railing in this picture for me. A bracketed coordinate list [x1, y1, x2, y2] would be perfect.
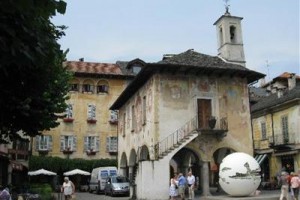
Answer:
[154, 116, 198, 159]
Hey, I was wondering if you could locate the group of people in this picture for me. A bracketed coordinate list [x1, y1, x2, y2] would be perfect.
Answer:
[169, 171, 196, 200]
[0, 186, 11, 200]
[279, 171, 300, 200]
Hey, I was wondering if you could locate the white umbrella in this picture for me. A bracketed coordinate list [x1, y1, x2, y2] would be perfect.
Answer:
[28, 168, 57, 176]
[63, 169, 91, 176]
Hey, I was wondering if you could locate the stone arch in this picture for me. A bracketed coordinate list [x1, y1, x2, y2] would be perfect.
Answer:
[119, 152, 129, 177]
[129, 148, 137, 167]
[139, 145, 150, 161]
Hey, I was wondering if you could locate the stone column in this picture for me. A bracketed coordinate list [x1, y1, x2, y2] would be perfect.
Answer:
[201, 161, 211, 196]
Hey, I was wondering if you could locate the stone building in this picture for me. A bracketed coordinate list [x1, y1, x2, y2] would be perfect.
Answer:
[251, 72, 300, 185]
[110, 10, 264, 199]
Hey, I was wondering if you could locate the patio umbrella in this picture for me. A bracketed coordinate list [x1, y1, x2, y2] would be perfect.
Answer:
[63, 169, 91, 176]
[28, 168, 57, 176]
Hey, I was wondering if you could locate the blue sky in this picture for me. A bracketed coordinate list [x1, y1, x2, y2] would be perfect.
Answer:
[52, 0, 299, 81]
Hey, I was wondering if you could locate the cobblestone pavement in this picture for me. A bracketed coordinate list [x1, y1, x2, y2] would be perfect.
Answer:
[55, 192, 129, 200]
[54, 189, 282, 200]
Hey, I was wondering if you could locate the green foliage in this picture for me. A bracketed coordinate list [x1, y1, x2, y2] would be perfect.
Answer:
[29, 156, 117, 174]
[31, 184, 53, 200]
[0, 0, 70, 143]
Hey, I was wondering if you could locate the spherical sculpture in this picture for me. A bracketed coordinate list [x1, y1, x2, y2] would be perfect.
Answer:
[218, 152, 261, 196]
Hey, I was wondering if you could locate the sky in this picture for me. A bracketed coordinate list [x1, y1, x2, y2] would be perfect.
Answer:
[52, 0, 300, 82]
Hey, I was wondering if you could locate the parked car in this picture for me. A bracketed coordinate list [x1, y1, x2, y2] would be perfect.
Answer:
[104, 175, 130, 197]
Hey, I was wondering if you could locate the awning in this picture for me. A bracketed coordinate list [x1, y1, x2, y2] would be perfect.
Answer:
[274, 150, 298, 157]
[254, 154, 268, 165]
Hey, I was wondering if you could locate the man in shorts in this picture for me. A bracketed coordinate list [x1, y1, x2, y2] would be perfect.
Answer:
[177, 173, 187, 200]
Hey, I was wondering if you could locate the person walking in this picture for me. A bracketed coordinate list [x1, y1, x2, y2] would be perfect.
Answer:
[290, 172, 300, 200]
[169, 173, 178, 200]
[187, 171, 195, 200]
[279, 171, 290, 200]
[177, 173, 187, 200]
[61, 177, 75, 200]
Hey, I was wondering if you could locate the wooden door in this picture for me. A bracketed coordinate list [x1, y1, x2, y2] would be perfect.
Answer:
[197, 99, 212, 129]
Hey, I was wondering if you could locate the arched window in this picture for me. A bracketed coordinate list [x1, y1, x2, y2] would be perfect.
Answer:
[69, 78, 79, 92]
[97, 80, 109, 93]
[82, 79, 94, 93]
[230, 26, 236, 43]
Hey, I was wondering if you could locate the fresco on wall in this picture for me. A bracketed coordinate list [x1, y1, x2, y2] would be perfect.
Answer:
[161, 76, 189, 109]
[190, 78, 216, 96]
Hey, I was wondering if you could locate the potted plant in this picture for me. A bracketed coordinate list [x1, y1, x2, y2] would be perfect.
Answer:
[63, 147, 73, 154]
[86, 148, 96, 155]
[208, 116, 217, 129]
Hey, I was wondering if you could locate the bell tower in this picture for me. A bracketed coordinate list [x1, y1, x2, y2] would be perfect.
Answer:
[213, 1, 246, 67]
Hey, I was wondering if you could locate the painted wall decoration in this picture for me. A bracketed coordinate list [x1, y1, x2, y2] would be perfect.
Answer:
[219, 152, 261, 196]
[161, 76, 189, 109]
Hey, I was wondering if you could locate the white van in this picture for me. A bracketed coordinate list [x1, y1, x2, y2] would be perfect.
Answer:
[88, 166, 117, 193]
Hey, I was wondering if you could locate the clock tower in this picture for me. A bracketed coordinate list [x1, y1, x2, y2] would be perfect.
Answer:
[213, 5, 246, 67]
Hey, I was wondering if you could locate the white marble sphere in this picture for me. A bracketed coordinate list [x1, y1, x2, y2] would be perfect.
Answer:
[218, 152, 261, 196]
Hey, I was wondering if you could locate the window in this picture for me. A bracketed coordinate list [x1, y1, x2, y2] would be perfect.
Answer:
[97, 85, 109, 93]
[84, 136, 99, 152]
[142, 96, 146, 125]
[109, 110, 118, 124]
[281, 116, 289, 143]
[87, 104, 96, 120]
[70, 84, 79, 91]
[122, 113, 126, 136]
[106, 137, 117, 153]
[131, 105, 136, 132]
[60, 135, 76, 151]
[36, 135, 52, 151]
[261, 122, 267, 140]
[132, 65, 141, 74]
[66, 104, 73, 118]
[82, 84, 94, 93]
[230, 25, 236, 43]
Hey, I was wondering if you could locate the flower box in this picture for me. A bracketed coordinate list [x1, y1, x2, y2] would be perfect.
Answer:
[63, 148, 73, 154]
[87, 119, 97, 124]
[63, 118, 74, 123]
[109, 120, 118, 125]
[86, 149, 96, 155]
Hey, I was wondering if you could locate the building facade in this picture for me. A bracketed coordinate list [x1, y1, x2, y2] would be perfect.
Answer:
[32, 61, 135, 159]
[251, 72, 300, 186]
[109, 10, 265, 199]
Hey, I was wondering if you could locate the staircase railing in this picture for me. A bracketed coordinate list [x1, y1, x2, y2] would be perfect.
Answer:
[154, 116, 198, 159]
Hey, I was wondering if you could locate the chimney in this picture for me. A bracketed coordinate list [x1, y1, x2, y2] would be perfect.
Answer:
[288, 73, 296, 90]
[79, 58, 84, 62]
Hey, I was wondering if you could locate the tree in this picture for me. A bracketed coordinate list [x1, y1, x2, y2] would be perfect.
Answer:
[0, 0, 70, 143]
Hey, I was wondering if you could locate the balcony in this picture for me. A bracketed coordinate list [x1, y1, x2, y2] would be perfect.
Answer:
[62, 147, 73, 154]
[86, 149, 96, 156]
[269, 133, 296, 146]
[198, 117, 228, 140]
[87, 119, 97, 124]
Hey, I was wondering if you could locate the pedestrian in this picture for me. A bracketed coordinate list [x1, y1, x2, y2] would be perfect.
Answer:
[177, 173, 187, 200]
[169, 173, 178, 200]
[279, 171, 290, 200]
[0, 185, 11, 200]
[290, 172, 300, 200]
[61, 177, 75, 200]
[187, 171, 195, 200]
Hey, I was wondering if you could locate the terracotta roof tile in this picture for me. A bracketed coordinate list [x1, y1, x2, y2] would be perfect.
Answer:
[64, 61, 123, 75]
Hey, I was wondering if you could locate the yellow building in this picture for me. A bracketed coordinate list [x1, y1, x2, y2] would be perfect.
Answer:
[251, 72, 300, 187]
[32, 61, 135, 159]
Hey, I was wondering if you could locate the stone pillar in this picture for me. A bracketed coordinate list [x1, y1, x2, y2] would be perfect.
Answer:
[201, 161, 211, 196]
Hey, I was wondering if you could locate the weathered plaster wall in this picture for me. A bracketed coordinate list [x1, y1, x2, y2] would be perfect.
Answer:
[34, 78, 126, 159]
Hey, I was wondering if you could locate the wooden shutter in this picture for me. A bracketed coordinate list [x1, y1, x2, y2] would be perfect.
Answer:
[73, 136, 77, 151]
[84, 136, 88, 151]
[60, 136, 65, 151]
[96, 136, 100, 151]
[35, 136, 40, 150]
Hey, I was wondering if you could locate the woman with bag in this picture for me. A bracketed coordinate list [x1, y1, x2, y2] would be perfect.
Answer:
[61, 177, 75, 200]
[169, 173, 178, 200]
